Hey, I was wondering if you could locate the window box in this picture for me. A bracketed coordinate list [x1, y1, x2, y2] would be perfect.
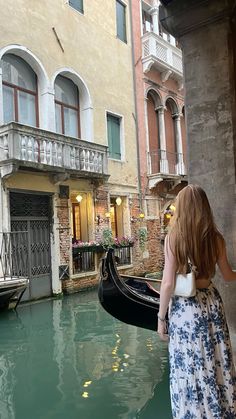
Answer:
[72, 245, 104, 254]
[72, 243, 133, 254]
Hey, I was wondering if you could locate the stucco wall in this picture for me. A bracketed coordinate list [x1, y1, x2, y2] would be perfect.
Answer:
[0, 0, 138, 191]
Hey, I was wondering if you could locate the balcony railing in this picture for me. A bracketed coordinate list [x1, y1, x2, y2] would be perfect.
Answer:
[0, 231, 29, 279]
[0, 122, 109, 178]
[142, 32, 183, 80]
[72, 245, 132, 274]
[148, 149, 186, 176]
[73, 249, 96, 274]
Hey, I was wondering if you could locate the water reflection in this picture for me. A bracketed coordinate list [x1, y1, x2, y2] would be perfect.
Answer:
[0, 290, 171, 419]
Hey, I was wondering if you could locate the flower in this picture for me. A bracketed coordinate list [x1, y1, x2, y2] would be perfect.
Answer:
[72, 235, 135, 249]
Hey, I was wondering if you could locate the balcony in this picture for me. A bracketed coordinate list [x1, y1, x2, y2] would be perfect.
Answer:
[0, 122, 109, 181]
[142, 32, 183, 85]
[148, 149, 187, 189]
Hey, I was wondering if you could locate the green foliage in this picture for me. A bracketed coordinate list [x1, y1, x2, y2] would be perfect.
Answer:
[138, 227, 147, 251]
[101, 228, 114, 249]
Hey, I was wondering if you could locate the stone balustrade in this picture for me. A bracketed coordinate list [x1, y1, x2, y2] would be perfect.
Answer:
[142, 31, 183, 80]
[0, 122, 109, 177]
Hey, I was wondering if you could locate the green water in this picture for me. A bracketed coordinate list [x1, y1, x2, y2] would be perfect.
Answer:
[0, 290, 172, 419]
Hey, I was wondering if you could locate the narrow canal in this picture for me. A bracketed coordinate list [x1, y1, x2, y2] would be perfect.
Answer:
[0, 290, 172, 419]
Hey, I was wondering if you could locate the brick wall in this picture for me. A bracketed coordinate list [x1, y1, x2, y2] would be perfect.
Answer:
[57, 197, 71, 266]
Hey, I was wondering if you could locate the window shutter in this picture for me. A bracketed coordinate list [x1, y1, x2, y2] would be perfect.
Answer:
[107, 114, 121, 160]
[116, 1, 127, 42]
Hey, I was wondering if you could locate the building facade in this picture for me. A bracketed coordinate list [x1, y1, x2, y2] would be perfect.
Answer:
[0, 0, 151, 300]
[130, 0, 187, 263]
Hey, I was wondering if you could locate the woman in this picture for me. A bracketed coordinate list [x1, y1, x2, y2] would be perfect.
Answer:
[157, 184, 236, 418]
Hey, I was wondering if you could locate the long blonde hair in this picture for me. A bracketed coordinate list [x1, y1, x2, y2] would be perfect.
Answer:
[168, 184, 223, 278]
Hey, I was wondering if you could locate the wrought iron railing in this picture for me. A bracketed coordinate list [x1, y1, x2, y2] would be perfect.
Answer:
[114, 246, 132, 266]
[0, 231, 29, 279]
[72, 245, 132, 274]
[73, 249, 96, 274]
[148, 149, 186, 176]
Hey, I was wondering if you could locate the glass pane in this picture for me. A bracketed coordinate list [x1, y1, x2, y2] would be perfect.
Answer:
[55, 76, 78, 106]
[2, 54, 37, 91]
[72, 204, 81, 240]
[69, 0, 83, 13]
[3, 85, 15, 123]
[18, 91, 36, 126]
[64, 107, 78, 137]
[55, 103, 63, 134]
[116, 1, 127, 42]
[107, 114, 121, 159]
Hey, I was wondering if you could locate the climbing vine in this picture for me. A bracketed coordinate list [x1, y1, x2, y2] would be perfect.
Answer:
[138, 227, 147, 251]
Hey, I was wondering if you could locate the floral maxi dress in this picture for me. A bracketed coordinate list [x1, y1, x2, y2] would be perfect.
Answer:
[168, 284, 236, 419]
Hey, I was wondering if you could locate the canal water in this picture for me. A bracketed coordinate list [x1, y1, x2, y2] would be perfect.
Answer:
[0, 290, 172, 419]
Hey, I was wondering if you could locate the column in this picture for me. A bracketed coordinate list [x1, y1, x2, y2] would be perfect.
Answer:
[159, 0, 236, 326]
[149, 5, 160, 35]
[173, 113, 185, 175]
[0, 67, 4, 125]
[156, 106, 168, 173]
[40, 87, 56, 131]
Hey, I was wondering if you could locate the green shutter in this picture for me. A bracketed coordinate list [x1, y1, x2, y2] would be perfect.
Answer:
[107, 114, 121, 160]
[69, 0, 83, 13]
[116, 1, 127, 43]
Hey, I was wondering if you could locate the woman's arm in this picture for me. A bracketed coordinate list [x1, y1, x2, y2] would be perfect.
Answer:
[217, 238, 236, 281]
[157, 236, 176, 341]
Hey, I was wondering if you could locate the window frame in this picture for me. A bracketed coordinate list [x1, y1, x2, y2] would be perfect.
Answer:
[54, 76, 81, 138]
[68, 0, 84, 14]
[106, 111, 124, 162]
[2, 79, 39, 127]
[116, 0, 127, 43]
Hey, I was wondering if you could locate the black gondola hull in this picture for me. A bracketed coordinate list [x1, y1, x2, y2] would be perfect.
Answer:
[98, 249, 160, 331]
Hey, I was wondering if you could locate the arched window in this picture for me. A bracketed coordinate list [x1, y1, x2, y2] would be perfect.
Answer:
[2, 54, 38, 126]
[55, 75, 80, 138]
[165, 98, 177, 173]
[147, 92, 159, 173]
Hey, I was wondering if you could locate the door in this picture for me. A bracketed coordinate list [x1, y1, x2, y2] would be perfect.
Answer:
[10, 192, 52, 301]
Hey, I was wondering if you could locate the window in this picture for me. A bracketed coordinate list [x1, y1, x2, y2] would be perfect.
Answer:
[116, 0, 127, 43]
[2, 54, 38, 126]
[69, 0, 83, 13]
[107, 113, 121, 160]
[55, 75, 80, 138]
[110, 197, 124, 238]
[142, 11, 153, 33]
[72, 203, 81, 241]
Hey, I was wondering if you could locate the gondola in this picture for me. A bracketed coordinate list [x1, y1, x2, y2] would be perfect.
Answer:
[98, 249, 161, 331]
[0, 278, 29, 310]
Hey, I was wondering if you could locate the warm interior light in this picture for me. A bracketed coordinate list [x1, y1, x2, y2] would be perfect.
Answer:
[76, 194, 83, 203]
[139, 213, 145, 219]
[116, 197, 122, 206]
[170, 204, 176, 211]
[105, 212, 111, 218]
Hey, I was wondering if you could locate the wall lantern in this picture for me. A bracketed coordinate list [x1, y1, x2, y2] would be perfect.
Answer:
[76, 194, 83, 203]
[116, 196, 122, 206]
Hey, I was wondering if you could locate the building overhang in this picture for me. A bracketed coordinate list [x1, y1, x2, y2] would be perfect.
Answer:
[142, 32, 183, 86]
[148, 173, 187, 190]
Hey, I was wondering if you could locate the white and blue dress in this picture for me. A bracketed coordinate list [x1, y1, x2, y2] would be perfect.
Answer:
[168, 284, 236, 418]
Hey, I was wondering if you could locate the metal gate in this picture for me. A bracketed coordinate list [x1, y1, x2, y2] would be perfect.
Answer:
[10, 192, 52, 301]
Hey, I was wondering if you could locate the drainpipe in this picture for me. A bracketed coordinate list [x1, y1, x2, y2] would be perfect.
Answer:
[128, 0, 143, 212]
